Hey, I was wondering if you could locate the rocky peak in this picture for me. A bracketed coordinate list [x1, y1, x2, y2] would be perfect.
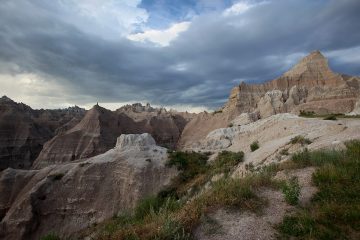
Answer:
[0, 95, 14, 103]
[281, 50, 337, 85]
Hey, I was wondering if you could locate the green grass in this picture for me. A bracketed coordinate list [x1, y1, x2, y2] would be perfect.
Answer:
[250, 141, 260, 152]
[281, 177, 300, 205]
[40, 233, 61, 240]
[278, 140, 360, 239]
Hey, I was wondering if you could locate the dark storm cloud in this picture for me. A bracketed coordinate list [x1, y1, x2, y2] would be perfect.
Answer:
[0, 0, 360, 109]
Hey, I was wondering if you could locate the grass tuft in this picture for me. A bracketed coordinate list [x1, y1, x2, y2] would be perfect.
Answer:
[40, 233, 61, 240]
[250, 141, 260, 152]
[281, 177, 301, 205]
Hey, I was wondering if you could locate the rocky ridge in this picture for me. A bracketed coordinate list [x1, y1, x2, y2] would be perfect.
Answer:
[0, 96, 86, 170]
[33, 103, 194, 169]
[0, 133, 177, 240]
[178, 51, 360, 148]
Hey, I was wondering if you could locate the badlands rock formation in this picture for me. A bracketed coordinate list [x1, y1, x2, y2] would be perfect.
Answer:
[0, 133, 177, 240]
[178, 51, 360, 148]
[117, 103, 194, 149]
[32, 104, 139, 169]
[223, 51, 359, 116]
[0, 96, 85, 170]
[186, 113, 360, 176]
[34, 103, 193, 168]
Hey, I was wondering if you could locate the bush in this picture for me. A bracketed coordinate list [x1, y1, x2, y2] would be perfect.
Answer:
[166, 151, 208, 183]
[228, 123, 234, 128]
[250, 141, 259, 152]
[211, 151, 244, 174]
[290, 135, 312, 145]
[281, 177, 301, 205]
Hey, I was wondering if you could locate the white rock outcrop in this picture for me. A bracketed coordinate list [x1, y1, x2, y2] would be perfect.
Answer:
[348, 98, 360, 115]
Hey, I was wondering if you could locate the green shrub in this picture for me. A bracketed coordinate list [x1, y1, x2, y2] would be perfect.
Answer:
[211, 151, 244, 174]
[228, 123, 234, 127]
[290, 135, 312, 145]
[166, 151, 208, 183]
[40, 233, 60, 240]
[250, 141, 259, 152]
[281, 177, 301, 205]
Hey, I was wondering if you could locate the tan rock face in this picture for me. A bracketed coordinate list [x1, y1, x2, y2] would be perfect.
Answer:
[0, 96, 85, 170]
[179, 51, 360, 148]
[0, 134, 177, 240]
[223, 51, 359, 117]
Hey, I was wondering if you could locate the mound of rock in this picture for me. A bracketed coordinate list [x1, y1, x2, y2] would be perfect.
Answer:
[0, 133, 177, 240]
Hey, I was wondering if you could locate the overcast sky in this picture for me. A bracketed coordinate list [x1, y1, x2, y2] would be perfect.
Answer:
[0, 0, 359, 111]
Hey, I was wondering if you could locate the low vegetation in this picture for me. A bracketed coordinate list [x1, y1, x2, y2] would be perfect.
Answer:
[289, 135, 312, 145]
[250, 140, 260, 152]
[280, 148, 289, 155]
[299, 110, 316, 117]
[92, 150, 280, 240]
[278, 140, 360, 239]
[40, 233, 61, 240]
[299, 111, 360, 119]
[281, 177, 300, 205]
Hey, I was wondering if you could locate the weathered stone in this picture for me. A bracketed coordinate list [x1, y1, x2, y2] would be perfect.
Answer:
[0, 134, 177, 240]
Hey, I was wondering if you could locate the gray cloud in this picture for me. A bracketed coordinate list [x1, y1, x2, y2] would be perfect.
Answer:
[0, 0, 360, 110]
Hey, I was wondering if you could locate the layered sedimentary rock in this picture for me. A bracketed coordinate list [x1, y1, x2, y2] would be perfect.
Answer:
[33, 105, 139, 168]
[0, 133, 177, 240]
[179, 51, 360, 148]
[0, 96, 85, 170]
[34, 103, 194, 168]
[117, 103, 194, 149]
[223, 51, 359, 116]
